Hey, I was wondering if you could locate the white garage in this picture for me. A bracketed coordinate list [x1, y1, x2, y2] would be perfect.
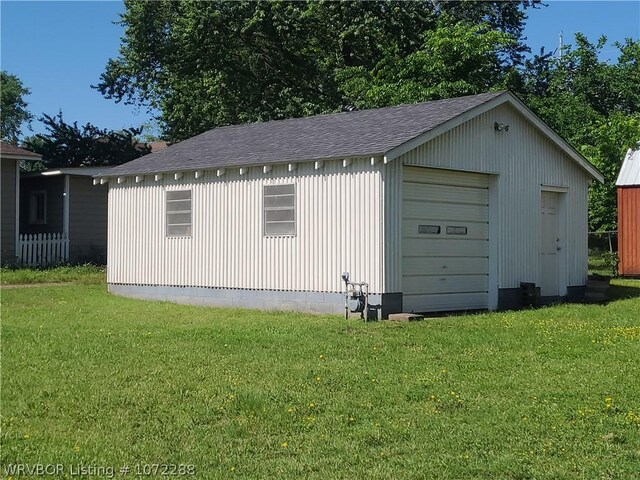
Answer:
[402, 167, 489, 312]
[100, 91, 603, 317]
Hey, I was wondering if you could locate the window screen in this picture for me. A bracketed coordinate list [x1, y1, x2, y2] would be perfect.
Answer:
[166, 190, 191, 237]
[264, 184, 295, 236]
[29, 191, 47, 224]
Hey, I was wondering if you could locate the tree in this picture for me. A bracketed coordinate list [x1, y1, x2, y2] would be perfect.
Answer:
[25, 112, 150, 169]
[337, 23, 516, 109]
[517, 34, 640, 231]
[1, 71, 33, 144]
[97, 0, 539, 141]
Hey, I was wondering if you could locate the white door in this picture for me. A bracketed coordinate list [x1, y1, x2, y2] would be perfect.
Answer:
[402, 167, 489, 312]
[540, 191, 560, 296]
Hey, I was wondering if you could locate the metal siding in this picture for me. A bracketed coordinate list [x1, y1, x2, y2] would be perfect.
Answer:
[616, 148, 640, 186]
[394, 102, 591, 290]
[618, 187, 640, 275]
[108, 158, 384, 293]
[382, 159, 403, 292]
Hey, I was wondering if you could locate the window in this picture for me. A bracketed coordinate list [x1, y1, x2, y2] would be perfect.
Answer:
[263, 184, 295, 236]
[446, 226, 468, 235]
[29, 190, 47, 224]
[418, 225, 441, 234]
[166, 190, 191, 237]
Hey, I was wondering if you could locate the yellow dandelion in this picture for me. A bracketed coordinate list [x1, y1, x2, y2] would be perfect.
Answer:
[309, 402, 315, 408]
[315, 376, 321, 382]
[281, 441, 289, 448]
[23, 433, 30, 439]
[319, 354, 325, 360]
[230, 467, 236, 472]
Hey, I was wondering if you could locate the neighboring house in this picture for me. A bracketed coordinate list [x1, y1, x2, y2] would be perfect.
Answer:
[98, 91, 603, 316]
[616, 143, 640, 276]
[20, 167, 112, 265]
[0, 142, 42, 265]
[147, 141, 168, 153]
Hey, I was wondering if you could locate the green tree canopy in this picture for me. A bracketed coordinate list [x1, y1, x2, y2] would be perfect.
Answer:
[519, 35, 640, 231]
[97, 2, 638, 232]
[24, 112, 150, 170]
[97, 0, 539, 141]
[1, 71, 33, 144]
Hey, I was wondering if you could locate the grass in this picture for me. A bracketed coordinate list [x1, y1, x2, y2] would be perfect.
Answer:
[1, 271, 640, 479]
[588, 250, 618, 277]
[0, 264, 105, 286]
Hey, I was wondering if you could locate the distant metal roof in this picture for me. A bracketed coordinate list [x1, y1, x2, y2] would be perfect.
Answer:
[41, 167, 114, 177]
[616, 144, 640, 187]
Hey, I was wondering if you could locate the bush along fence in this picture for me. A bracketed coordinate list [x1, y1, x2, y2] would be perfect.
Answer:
[17, 233, 69, 267]
[588, 231, 618, 276]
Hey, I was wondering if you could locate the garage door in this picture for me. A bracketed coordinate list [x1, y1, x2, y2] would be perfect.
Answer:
[402, 167, 489, 312]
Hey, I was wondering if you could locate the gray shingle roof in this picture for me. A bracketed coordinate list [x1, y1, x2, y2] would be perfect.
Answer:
[0, 142, 42, 159]
[105, 91, 505, 176]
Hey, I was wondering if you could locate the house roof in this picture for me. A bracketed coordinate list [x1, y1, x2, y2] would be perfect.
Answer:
[101, 91, 603, 182]
[616, 144, 640, 187]
[41, 167, 115, 177]
[0, 142, 42, 160]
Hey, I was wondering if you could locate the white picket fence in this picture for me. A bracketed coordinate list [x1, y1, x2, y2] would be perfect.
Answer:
[18, 233, 69, 266]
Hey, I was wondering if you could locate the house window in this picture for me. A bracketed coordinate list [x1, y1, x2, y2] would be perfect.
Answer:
[166, 190, 192, 237]
[263, 184, 295, 236]
[29, 190, 47, 225]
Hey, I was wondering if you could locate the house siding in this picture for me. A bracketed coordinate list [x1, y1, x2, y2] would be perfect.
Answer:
[618, 186, 640, 276]
[69, 176, 108, 264]
[108, 158, 384, 294]
[1, 158, 17, 264]
[20, 175, 64, 234]
[389, 102, 591, 294]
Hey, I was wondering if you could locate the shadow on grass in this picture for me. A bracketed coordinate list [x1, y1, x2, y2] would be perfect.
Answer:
[608, 279, 640, 301]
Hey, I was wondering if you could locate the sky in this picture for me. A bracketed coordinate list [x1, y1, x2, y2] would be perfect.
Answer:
[1, 1, 639, 139]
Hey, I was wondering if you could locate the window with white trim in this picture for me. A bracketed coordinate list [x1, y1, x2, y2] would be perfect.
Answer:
[166, 190, 191, 237]
[263, 184, 295, 236]
[29, 190, 47, 225]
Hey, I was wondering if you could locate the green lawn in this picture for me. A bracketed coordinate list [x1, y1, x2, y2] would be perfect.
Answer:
[1, 273, 640, 479]
[0, 264, 105, 286]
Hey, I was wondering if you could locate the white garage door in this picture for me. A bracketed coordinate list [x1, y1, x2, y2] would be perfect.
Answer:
[402, 167, 489, 312]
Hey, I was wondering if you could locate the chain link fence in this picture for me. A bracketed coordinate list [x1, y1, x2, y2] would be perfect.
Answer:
[588, 231, 618, 277]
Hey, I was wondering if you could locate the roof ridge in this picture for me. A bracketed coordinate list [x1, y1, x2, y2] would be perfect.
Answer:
[194, 90, 507, 134]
